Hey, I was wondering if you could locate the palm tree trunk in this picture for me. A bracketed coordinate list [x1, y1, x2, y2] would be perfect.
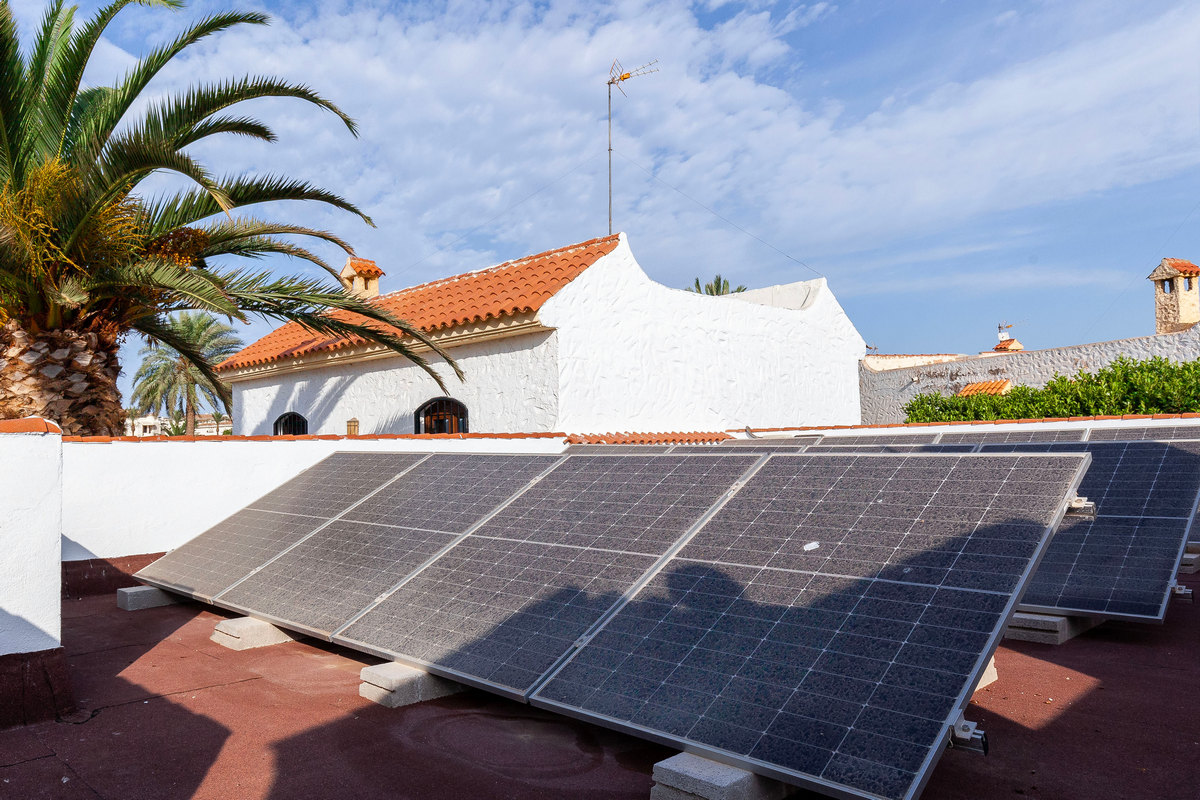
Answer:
[0, 320, 125, 436]
[184, 385, 196, 436]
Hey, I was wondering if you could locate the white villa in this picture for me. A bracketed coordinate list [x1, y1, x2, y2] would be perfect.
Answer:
[216, 234, 866, 436]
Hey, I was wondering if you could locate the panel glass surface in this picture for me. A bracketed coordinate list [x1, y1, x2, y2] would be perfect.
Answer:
[1086, 424, 1200, 441]
[137, 453, 426, 598]
[807, 444, 976, 454]
[719, 438, 819, 447]
[341, 453, 559, 533]
[535, 452, 1087, 800]
[681, 443, 810, 454]
[338, 536, 658, 694]
[136, 509, 330, 600]
[1022, 516, 1189, 619]
[817, 433, 939, 445]
[566, 445, 675, 453]
[216, 520, 458, 635]
[938, 429, 1086, 444]
[470, 455, 759, 553]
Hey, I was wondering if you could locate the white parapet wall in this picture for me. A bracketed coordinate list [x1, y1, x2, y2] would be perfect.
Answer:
[0, 423, 63, 656]
[61, 436, 567, 561]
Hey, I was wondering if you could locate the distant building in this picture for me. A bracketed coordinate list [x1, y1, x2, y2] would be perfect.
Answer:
[217, 234, 866, 436]
[123, 413, 233, 436]
[1148, 257, 1200, 334]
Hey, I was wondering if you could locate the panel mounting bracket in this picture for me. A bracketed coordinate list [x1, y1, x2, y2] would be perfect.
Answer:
[1171, 581, 1194, 602]
[1064, 496, 1096, 518]
[949, 714, 988, 755]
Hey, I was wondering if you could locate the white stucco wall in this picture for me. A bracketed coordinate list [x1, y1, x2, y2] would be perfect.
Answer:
[233, 330, 560, 436]
[541, 236, 866, 432]
[61, 437, 566, 561]
[0, 429, 62, 656]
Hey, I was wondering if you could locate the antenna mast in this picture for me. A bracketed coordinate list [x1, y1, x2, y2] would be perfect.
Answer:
[608, 58, 658, 235]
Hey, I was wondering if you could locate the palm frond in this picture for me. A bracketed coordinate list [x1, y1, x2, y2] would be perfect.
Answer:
[0, 1, 27, 181]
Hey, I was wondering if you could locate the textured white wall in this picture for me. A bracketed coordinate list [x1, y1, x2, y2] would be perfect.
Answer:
[233, 331, 560, 436]
[61, 437, 566, 561]
[541, 236, 866, 432]
[0, 429, 62, 655]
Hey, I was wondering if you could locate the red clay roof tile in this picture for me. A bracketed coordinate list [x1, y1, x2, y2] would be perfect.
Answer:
[564, 431, 731, 445]
[346, 257, 384, 278]
[218, 235, 620, 372]
[957, 379, 1012, 397]
[0, 417, 62, 434]
[993, 338, 1024, 352]
[1162, 258, 1200, 276]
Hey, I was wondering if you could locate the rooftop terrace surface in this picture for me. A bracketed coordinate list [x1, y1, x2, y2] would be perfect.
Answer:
[2, 579, 1198, 800]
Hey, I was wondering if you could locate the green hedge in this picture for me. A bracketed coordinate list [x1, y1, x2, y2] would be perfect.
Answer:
[903, 356, 1200, 423]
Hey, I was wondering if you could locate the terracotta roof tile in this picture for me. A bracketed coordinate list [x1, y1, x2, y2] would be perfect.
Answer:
[993, 338, 1024, 352]
[957, 379, 1012, 397]
[0, 417, 62, 434]
[1162, 258, 1200, 276]
[346, 257, 384, 278]
[564, 431, 732, 445]
[218, 235, 621, 372]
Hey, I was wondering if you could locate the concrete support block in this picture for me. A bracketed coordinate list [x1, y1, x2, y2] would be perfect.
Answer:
[973, 655, 998, 692]
[358, 662, 464, 708]
[1004, 612, 1100, 645]
[650, 753, 790, 800]
[117, 585, 182, 611]
[211, 616, 299, 650]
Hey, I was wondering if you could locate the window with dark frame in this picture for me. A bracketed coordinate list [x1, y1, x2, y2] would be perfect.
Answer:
[414, 397, 468, 434]
[273, 412, 308, 436]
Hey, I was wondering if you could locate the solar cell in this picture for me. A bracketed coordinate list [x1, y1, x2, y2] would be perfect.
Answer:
[533, 452, 1088, 800]
[1086, 424, 1200, 441]
[681, 442, 812, 454]
[137, 452, 427, 599]
[938, 429, 1086, 444]
[719, 437, 820, 447]
[566, 445, 675, 453]
[817, 433, 939, 445]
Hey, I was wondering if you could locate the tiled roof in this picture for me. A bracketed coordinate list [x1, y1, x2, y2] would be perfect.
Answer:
[0, 417, 62, 434]
[346, 257, 384, 278]
[217, 235, 621, 372]
[957, 379, 1012, 397]
[1162, 258, 1200, 276]
[993, 338, 1024, 352]
[564, 431, 732, 445]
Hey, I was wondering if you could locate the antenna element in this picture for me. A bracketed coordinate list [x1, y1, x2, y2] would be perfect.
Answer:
[608, 58, 659, 235]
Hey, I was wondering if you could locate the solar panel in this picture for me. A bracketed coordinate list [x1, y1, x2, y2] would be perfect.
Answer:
[212, 454, 562, 636]
[719, 437, 820, 447]
[533, 452, 1086, 798]
[938, 429, 1086, 444]
[137, 453, 426, 599]
[335, 454, 760, 696]
[533, 452, 1088, 800]
[1020, 516, 1190, 619]
[566, 444, 676, 453]
[817, 433, 940, 445]
[807, 444, 977, 454]
[681, 441, 813, 454]
[1086, 424, 1200, 441]
[979, 441, 1200, 620]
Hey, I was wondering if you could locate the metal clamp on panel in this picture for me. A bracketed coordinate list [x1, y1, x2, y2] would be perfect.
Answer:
[949, 714, 988, 755]
[1064, 496, 1097, 518]
[1171, 581, 1194, 602]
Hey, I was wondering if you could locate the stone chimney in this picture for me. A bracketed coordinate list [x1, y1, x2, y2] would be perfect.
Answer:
[339, 256, 384, 299]
[1147, 258, 1200, 334]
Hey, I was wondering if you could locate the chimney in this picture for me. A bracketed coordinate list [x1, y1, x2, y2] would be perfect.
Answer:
[1147, 258, 1200, 334]
[339, 256, 384, 300]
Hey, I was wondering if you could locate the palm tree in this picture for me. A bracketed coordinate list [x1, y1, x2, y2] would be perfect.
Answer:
[687, 274, 747, 295]
[131, 311, 241, 435]
[0, 1, 461, 435]
[209, 409, 226, 435]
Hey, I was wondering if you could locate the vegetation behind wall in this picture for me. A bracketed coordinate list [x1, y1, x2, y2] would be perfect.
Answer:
[903, 356, 1200, 422]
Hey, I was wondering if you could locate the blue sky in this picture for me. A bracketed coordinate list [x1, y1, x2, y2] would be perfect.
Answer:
[11, 0, 1200, 410]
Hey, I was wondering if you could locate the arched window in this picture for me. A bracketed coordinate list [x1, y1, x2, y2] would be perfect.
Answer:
[415, 398, 468, 434]
[273, 412, 308, 436]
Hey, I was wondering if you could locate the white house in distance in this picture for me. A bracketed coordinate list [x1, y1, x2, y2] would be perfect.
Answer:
[217, 233, 866, 435]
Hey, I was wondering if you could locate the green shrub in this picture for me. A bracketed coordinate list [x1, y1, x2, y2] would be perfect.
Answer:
[903, 356, 1200, 423]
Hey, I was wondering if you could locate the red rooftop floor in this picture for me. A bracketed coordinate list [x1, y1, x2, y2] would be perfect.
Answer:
[2, 577, 1198, 800]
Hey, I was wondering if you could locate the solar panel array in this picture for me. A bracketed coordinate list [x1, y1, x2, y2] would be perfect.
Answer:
[806, 444, 977, 454]
[1086, 425, 1200, 441]
[139, 448, 1091, 800]
[818, 433, 940, 446]
[937, 429, 1086, 444]
[533, 452, 1088, 800]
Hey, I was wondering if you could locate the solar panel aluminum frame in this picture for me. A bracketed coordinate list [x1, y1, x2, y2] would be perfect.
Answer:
[135, 453, 435, 602]
[332, 453, 770, 701]
[529, 451, 1093, 800]
[1016, 484, 1200, 623]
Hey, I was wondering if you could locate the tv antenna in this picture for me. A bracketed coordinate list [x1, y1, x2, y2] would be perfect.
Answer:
[608, 58, 658, 235]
